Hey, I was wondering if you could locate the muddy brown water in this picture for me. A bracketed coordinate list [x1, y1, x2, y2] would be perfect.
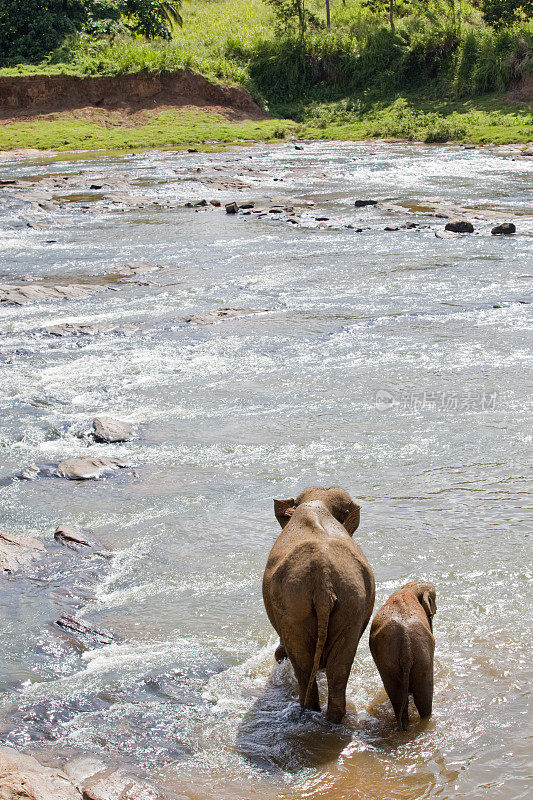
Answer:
[0, 141, 532, 799]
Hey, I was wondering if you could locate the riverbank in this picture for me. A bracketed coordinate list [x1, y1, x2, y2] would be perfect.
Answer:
[0, 83, 531, 152]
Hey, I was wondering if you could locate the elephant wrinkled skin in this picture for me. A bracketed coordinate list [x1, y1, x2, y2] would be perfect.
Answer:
[262, 487, 375, 723]
[369, 581, 437, 731]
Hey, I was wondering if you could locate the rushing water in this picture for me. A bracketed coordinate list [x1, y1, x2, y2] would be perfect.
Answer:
[0, 142, 532, 800]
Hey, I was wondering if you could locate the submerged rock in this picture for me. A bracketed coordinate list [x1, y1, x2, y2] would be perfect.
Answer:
[183, 307, 266, 325]
[435, 230, 461, 239]
[354, 199, 378, 207]
[54, 523, 97, 550]
[491, 222, 516, 235]
[82, 769, 166, 800]
[57, 456, 130, 480]
[445, 220, 474, 233]
[0, 283, 97, 305]
[0, 532, 45, 575]
[42, 322, 136, 337]
[0, 746, 81, 800]
[54, 614, 115, 646]
[92, 416, 133, 443]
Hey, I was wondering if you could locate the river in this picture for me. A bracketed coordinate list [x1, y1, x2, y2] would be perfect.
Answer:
[0, 141, 531, 800]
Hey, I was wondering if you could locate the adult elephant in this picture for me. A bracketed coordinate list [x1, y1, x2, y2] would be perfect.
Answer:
[262, 487, 375, 723]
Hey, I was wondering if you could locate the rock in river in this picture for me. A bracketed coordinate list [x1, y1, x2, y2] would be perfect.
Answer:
[92, 416, 133, 443]
[491, 222, 516, 235]
[354, 199, 378, 207]
[0, 532, 45, 575]
[82, 769, 166, 800]
[445, 220, 474, 233]
[183, 307, 266, 325]
[54, 523, 98, 550]
[0, 748, 167, 800]
[57, 456, 129, 480]
[0, 283, 97, 305]
[55, 614, 115, 646]
[0, 746, 81, 800]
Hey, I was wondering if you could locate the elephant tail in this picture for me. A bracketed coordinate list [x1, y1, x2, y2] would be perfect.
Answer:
[304, 586, 335, 708]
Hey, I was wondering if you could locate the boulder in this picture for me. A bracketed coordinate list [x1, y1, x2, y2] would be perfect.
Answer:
[209, 199, 221, 207]
[0, 284, 96, 306]
[42, 323, 136, 338]
[92, 416, 133, 443]
[435, 230, 461, 239]
[56, 457, 129, 481]
[354, 199, 378, 207]
[0, 532, 45, 575]
[81, 769, 166, 800]
[268, 207, 284, 213]
[54, 524, 96, 549]
[0, 746, 82, 800]
[183, 307, 265, 325]
[54, 614, 115, 646]
[63, 758, 107, 791]
[239, 202, 255, 209]
[225, 202, 239, 214]
[491, 222, 516, 235]
[444, 220, 474, 233]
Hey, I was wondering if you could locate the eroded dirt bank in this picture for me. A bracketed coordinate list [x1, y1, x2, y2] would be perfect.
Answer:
[0, 69, 267, 122]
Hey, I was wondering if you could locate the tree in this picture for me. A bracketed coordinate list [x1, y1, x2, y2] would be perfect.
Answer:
[123, 0, 182, 39]
[0, 0, 182, 64]
[0, 1, 102, 63]
[267, 0, 308, 40]
[481, 0, 533, 28]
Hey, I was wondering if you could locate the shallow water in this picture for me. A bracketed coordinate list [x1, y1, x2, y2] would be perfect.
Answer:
[0, 141, 532, 800]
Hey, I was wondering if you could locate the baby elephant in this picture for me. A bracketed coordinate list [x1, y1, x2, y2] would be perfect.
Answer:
[369, 581, 437, 731]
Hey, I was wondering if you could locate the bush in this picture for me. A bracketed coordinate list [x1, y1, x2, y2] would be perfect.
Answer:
[0, 0, 88, 63]
[424, 114, 467, 142]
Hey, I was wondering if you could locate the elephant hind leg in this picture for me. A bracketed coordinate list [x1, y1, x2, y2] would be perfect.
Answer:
[411, 669, 433, 720]
[325, 637, 359, 724]
[380, 670, 410, 731]
[281, 628, 321, 712]
[292, 658, 320, 712]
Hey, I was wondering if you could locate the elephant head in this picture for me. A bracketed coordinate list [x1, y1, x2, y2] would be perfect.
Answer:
[404, 581, 437, 629]
[274, 487, 361, 534]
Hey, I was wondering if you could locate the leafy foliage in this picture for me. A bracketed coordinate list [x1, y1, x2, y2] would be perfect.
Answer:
[266, 0, 321, 39]
[481, 0, 533, 29]
[0, 0, 182, 64]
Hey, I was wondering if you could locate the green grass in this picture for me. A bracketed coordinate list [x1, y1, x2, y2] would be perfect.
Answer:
[0, 108, 296, 151]
[296, 94, 533, 144]
[0, 96, 529, 152]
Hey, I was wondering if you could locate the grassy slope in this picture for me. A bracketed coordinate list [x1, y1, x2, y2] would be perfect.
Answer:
[0, 109, 295, 151]
[0, 0, 531, 150]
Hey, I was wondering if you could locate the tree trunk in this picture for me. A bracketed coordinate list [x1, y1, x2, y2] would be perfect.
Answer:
[326, 0, 331, 27]
[389, 0, 395, 32]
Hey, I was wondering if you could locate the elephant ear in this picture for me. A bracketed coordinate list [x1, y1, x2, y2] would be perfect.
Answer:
[342, 502, 361, 535]
[420, 590, 437, 623]
[274, 498, 295, 528]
